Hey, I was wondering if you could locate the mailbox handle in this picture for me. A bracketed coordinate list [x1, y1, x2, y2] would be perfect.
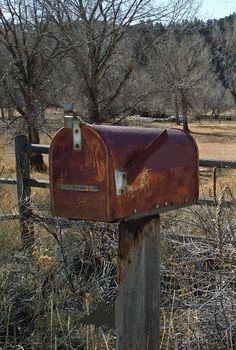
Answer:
[126, 129, 168, 184]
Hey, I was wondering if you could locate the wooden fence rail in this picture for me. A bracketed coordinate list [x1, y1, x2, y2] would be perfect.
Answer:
[0, 177, 49, 188]
[0, 135, 235, 246]
[199, 159, 236, 168]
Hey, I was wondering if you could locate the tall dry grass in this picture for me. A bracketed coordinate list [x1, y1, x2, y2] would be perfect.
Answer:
[0, 204, 117, 349]
[0, 182, 235, 349]
[160, 188, 236, 349]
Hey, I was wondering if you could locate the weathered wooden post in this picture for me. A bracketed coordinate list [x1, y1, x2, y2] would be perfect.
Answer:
[15, 135, 34, 247]
[212, 166, 217, 201]
[116, 216, 160, 349]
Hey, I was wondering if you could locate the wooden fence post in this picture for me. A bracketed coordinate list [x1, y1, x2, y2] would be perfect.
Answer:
[15, 135, 34, 247]
[212, 167, 217, 201]
[116, 215, 160, 350]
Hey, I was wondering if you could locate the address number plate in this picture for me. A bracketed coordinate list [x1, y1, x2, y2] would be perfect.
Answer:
[59, 184, 99, 192]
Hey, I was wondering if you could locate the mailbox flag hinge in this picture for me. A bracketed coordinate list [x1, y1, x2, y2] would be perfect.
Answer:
[64, 115, 84, 151]
[115, 169, 127, 196]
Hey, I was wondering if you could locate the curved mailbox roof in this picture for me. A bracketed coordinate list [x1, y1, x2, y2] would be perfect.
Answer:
[93, 125, 198, 171]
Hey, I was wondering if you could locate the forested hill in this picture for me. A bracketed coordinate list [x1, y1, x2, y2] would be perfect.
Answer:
[0, 0, 235, 129]
[127, 13, 236, 119]
[179, 13, 236, 107]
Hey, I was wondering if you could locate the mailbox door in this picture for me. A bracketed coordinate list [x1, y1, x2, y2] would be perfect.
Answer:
[50, 125, 111, 221]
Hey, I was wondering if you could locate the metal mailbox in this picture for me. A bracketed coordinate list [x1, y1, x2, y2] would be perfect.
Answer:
[49, 116, 199, 221]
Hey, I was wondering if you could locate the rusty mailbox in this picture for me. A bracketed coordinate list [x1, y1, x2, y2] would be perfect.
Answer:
[49, 116, 199, 221]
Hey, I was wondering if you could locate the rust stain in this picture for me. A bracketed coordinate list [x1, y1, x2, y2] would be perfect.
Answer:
[50, 124, 199, 221]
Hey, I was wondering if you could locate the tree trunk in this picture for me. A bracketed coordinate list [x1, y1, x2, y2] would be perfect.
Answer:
[230, 90, 236, 105]
[7, 107, 13, 120]
[0, 105, 4, 120]
[0, 98, 4, 120]
[26, 118, 46, 173]
[24, 95, 46, 172]
[174, 94, 180, 125]
[88, 101, 100, 123]
[87, 85, 100, 123]
[23, 88, 46, 172]
[181, 93, 190, 132]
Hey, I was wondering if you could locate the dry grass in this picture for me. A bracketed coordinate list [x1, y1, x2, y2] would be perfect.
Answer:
[191, 123, 236, 196]
[159, 194, 236, 350]
[0, 214, 117, 349]
[0, 117, 235, 349]
[0, 187, 235, 349]
[191, 123, 236, 161]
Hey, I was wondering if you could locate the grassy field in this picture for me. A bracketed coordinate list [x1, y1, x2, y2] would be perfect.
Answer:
[190, 123, 236, 196]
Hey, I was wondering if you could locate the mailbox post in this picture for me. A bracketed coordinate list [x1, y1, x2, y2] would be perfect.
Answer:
[49, 116, 199, 349]
[116, 216, 160, 349]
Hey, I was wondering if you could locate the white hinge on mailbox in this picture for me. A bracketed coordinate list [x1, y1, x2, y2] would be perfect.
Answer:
[115, 169, 127, 196]
[64, 115, 84, 151]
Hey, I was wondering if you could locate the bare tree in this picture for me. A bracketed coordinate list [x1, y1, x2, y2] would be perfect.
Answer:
[193, 77, 234, 121]
[213, 18, 236, 106]
[45, 0, 200, 122]
[153, 31, 212, 131]
[0, 0, 60, 171]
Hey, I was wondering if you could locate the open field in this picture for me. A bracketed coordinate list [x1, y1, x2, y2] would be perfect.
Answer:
[179, 122, 236, 196]
[137, 120, 236, 161]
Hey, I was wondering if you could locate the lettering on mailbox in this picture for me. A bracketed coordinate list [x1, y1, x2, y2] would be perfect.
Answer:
[59, 184, 99, 192]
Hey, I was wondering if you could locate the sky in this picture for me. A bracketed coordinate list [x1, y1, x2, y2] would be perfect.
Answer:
[199, 0, 236, 20]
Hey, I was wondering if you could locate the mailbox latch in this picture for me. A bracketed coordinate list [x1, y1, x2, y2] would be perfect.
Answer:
[64, 115, 83, 150]
[115, 170, 127, 196]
